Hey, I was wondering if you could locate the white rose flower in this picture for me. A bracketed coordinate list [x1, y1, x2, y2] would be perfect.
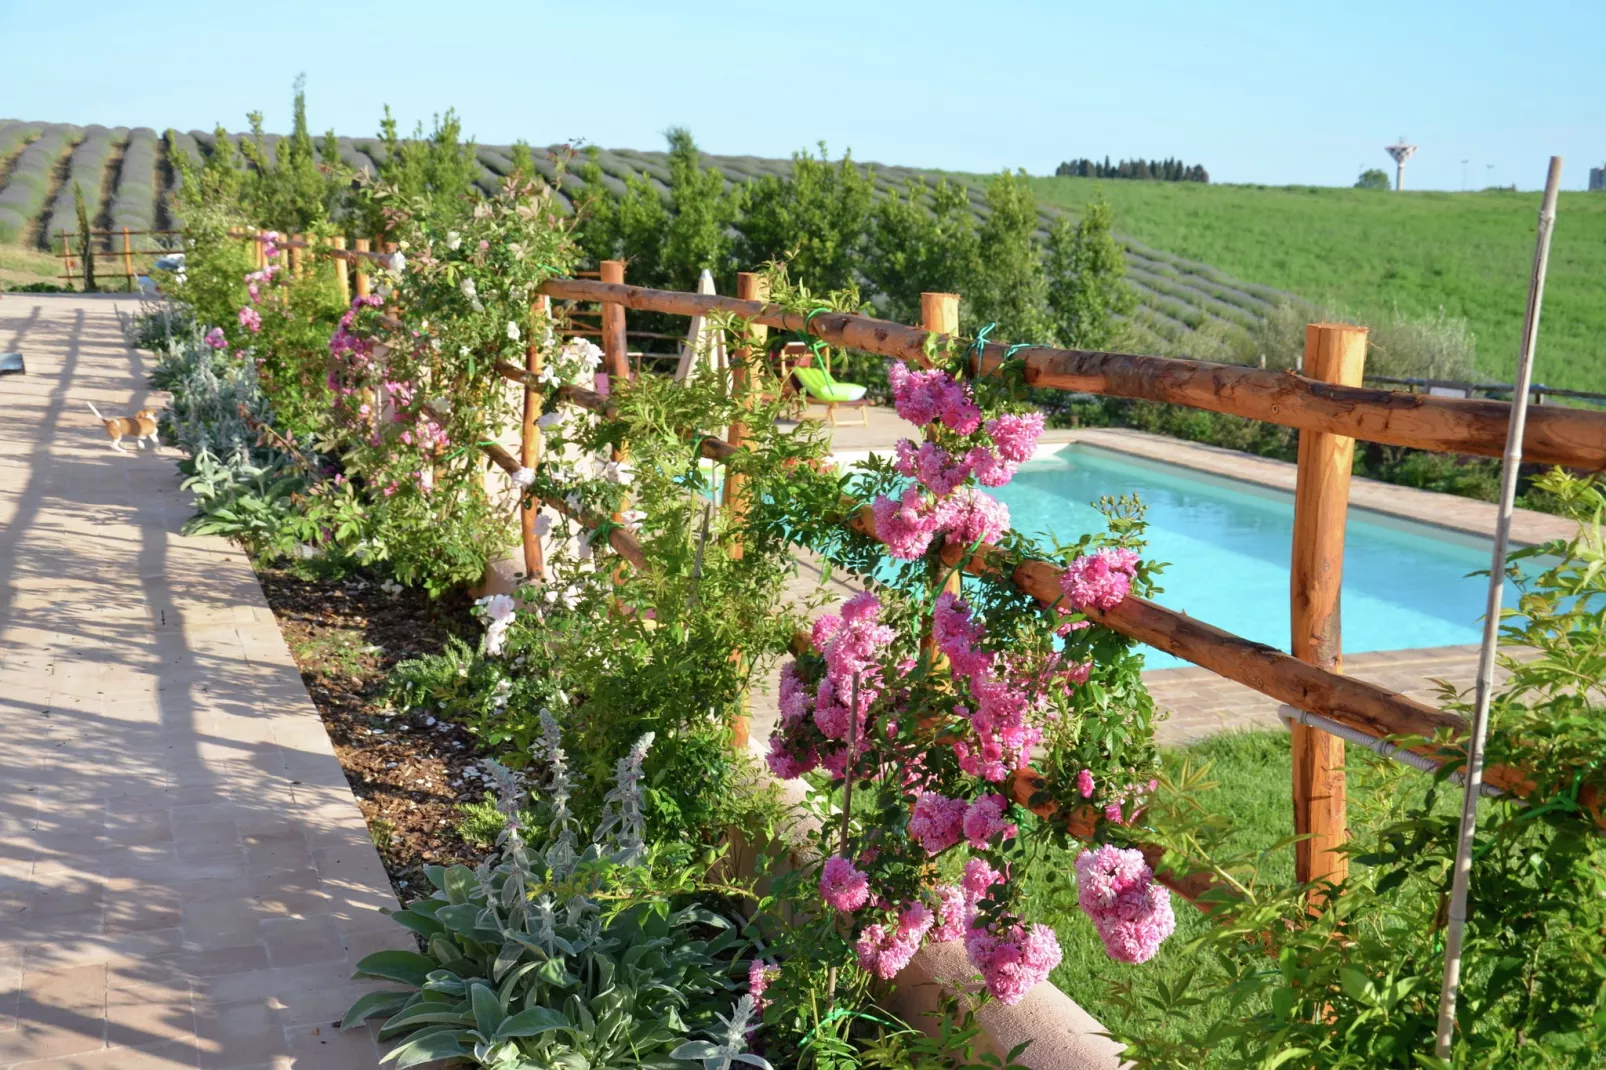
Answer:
[447, 231, 462, 251]
[507, 321, 521, 343]
[509, 467, 536, 487]
[460, 277, 477, 300]
[536, 412, 565, 430]
[388, 252, 406, 274]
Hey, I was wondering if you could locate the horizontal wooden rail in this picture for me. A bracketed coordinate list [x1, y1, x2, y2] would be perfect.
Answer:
[475, 438, 648, 570]
[498, 353, 1537, 800]
[536, 279, 1606, 471]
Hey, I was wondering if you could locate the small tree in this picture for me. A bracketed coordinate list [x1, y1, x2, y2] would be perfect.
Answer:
[864, 177, 981, 324]
[969, 169, 1052, 342]
[660, 127, 738, 291]
[72, 181, 96, 292]
[734, 143, 874, 294]
[1355, 168, 1391, 190]
[1044, 192, 1136, 350]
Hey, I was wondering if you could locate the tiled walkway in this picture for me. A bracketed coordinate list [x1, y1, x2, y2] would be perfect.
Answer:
[0, 296, 405, 1069]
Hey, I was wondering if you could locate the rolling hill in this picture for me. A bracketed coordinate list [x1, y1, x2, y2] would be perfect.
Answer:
[1, 118, 1598, 392]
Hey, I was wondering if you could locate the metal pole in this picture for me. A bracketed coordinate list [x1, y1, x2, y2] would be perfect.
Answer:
[1434, 156, 1563, 1058]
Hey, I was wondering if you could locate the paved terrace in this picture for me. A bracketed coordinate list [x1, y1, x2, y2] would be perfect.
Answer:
[0, 295, 405, 1069]
[749, 404, 1572, 748]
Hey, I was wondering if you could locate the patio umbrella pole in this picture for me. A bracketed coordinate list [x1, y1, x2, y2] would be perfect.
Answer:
[1434, 156, 1563, 1059]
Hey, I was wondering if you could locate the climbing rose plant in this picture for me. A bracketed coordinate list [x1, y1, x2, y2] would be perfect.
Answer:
[328, 174, 579, 594]
[765, 335, 1172, 1004]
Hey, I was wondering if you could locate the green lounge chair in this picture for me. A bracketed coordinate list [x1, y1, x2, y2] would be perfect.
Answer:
[793, 364, 870, 426]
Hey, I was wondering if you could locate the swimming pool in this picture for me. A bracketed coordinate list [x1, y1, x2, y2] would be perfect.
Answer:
[993, 444, 1523, 671]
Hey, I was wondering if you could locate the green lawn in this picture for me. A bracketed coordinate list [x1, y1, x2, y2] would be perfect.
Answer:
[1026, 731, 1294, 1048]
[1027, 177, 1606, 394]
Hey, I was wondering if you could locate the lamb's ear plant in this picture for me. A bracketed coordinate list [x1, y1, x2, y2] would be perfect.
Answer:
[344, 742, 754, 1070]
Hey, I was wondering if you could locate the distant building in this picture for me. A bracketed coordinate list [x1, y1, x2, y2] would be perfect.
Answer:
[1592, 165, 1606, 191]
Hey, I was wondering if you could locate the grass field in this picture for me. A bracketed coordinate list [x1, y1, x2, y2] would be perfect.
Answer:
[1026, 729, 1456, 1050]
[1030, 177, 1606, 393]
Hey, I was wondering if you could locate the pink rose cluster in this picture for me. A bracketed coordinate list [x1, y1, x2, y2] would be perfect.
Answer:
[1074, 845, 1176, 964]
[934, 592, 1084, 782]
[1059, 547, 1140, 614]
[963, 921, 1065, 1006]
[327, 294, 387, 397]
[824, 848, 1060, 1003]
[765, 591, 895, 782]
[870, 363, 1042, 562]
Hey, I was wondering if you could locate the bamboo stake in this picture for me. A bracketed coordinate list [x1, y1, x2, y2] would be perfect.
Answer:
[332, 236, 350, 304]
[353, 238, 371, 298]
[1434, 156, 1564, 1058]
[1289, 323, 1368, 902]
[121, 226, 134, 285]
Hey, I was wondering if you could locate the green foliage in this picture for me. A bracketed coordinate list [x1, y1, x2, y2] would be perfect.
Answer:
[863, 178, 981, 324]
[1356, 168, 1392, 190]
[968, 170, 1054, 343]
[365, 105, 482, 233]
[1101, 472, 1606, 1067]
[1028, 175, 1606, 392]
[233, 79, 350, 233]
[332, 173, 579, 595]
[735, 143, 875, 295]
[72, 181, 95, 291]
[1044, 192, 1137, 350]
[345, 753, 755, 1070]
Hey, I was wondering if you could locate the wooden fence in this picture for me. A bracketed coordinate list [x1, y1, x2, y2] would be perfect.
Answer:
[57, 227, 183, 288]
[246, 231, 1606, 908]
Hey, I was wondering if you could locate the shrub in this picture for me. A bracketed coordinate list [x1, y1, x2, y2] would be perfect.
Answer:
[1105, 470, 1606, 1067]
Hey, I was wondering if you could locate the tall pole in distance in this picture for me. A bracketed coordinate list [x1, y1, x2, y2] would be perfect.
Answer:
[1289, 322, 1369, 903]
[1435, 156, 1563, 1059]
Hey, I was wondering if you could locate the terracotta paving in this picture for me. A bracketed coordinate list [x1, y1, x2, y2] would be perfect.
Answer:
[0, 296, 406, 1069]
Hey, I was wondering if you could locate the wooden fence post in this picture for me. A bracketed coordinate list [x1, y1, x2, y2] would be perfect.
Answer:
[1291, 322, 1369, 902]
[726, 272, 769, 753]
[289, 233, 304, 278]
[332, 236, 350, 304]
[61, 231, 74, 289]
[520, 297, 549, 584]
[921, 292, 962, 660]
[599, 260, 628, 387]
[723, 273, 769, 556]
[120, 227, 134, 287]
[353, 238, 371, 298]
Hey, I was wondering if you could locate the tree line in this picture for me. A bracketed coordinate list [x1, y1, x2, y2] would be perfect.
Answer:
[575, 130, 1136, 354]
[1054, 156, 1208, 183]
[174, 84, 1137, 358]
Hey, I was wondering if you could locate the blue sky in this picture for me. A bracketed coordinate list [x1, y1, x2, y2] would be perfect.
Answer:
[2, 0, 1600, 190]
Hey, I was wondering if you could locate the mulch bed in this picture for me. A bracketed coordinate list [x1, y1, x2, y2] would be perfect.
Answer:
[256, 567, 495, 901]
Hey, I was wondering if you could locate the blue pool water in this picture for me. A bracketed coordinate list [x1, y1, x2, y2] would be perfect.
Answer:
[993, 445, 1523, 671]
